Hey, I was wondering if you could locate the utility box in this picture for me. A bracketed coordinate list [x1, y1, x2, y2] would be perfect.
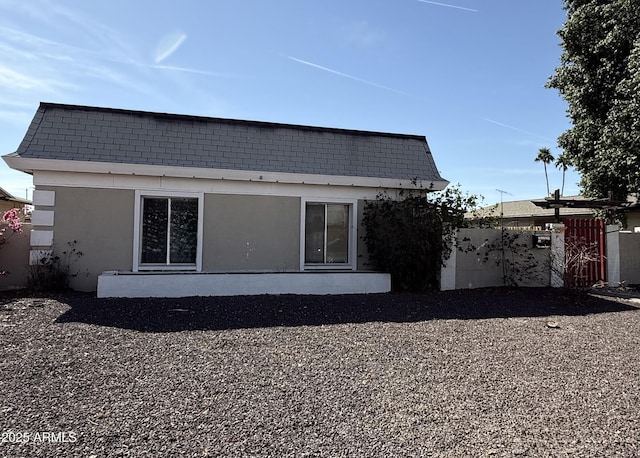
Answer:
[533, 232, 551, 248]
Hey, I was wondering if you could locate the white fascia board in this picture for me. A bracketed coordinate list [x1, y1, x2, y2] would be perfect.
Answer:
[34, 170, 385, 201]
[5, 156, 449, 191]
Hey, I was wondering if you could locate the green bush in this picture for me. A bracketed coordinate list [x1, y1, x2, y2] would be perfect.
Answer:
[362, 185, 479, 292]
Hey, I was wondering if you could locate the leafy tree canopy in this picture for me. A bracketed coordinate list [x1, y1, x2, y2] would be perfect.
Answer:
[547, 0, 640, 200]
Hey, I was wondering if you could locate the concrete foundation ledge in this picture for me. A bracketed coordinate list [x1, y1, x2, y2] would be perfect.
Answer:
[97, 271, 391, 298]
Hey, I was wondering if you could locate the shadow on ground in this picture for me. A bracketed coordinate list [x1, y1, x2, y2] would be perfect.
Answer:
[53, 287, 640, 332]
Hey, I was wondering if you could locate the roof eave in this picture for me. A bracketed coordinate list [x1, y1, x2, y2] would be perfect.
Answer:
[3, 155, 449, 191]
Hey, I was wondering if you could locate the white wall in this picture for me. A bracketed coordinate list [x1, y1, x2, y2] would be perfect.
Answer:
[441, 228, 554, 290]
[619, 233, 640, 284]
[98, 271, 391, 298]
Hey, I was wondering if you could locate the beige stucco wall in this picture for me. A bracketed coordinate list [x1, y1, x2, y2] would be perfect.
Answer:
[32, 187, 376, 291]
[0, 222, 31, 291]
[454, 228, 551, 289]
[618, 232, 640, 284]
[454, 228, 504, 289]
[203, 194, 300, 271]
[40, 186, 135, 291]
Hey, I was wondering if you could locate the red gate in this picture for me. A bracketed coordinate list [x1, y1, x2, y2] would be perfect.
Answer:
[562, 218, 606, 287]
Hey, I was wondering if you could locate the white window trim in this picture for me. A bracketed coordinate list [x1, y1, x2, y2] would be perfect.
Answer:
[133, 190, 204, 272]
[300, 197, 357, 271]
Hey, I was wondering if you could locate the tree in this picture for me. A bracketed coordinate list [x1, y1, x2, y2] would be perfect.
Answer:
[547, 0, 640, 201]
[535, 147, 555, 196]
[555, 152, 570, 196]
[0, 208, 23, 246]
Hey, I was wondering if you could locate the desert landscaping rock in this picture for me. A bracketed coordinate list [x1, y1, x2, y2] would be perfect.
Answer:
[0, 287, 639, 457]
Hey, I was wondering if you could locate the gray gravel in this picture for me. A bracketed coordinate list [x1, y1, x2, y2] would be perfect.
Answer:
[1, 288, 639, 457]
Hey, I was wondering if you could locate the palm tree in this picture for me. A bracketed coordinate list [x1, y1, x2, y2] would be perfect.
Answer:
[555, 153, 570, 196]
[535, 147, 555, 196]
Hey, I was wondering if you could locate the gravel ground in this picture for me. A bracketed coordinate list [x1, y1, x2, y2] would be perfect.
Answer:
[1, 287, 639, 457]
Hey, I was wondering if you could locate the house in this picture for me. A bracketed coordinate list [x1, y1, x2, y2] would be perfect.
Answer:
[0, 186, 31, 214]
[470, 196, 640, 231]
[3, 103, 449, 297]
[470, 196, 596, 229]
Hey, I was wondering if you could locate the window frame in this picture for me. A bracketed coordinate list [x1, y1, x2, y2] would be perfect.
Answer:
[133, 190, 204, 272]
[300, 197, 357, 271]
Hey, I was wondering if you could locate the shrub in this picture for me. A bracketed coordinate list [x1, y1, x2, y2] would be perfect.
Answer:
[27, 241, 84, 292]
[362, 185, 479, 291]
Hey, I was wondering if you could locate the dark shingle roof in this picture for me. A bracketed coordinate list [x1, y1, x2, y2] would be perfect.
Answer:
[13, 103, 446, 183]
[476, 197, 594, 219]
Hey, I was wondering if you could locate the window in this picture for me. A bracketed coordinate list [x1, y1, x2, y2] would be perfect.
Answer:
[303, 201, 354, 268]
[134, 192, 203, 271]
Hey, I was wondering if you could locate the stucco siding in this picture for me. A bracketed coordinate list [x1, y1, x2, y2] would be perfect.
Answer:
[33, 187, 377, 291]
[619, 232, 640, 284]
[203, 194, 300, 271]
[0, 222, 30, 291]
[40, 186, 134, 291]
[453, 228, 551, 289]
[357, 199, 374, 271]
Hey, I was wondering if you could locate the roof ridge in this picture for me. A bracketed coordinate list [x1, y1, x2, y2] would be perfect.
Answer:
[39, 102, 427, 141]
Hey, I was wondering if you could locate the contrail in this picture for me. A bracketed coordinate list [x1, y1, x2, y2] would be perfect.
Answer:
[481, 117, 552, 141]
[286, 55, 414, 97]
[416, 0, 478, 12]
[152, 64, 243, 78]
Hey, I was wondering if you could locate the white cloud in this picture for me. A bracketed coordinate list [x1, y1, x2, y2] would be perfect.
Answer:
[0, 15, 157, 103]
[0, 108, 33, 126]
[0, 0, 237, 123]
[155, 32, 187, 64]
[0, 65, 75, 92]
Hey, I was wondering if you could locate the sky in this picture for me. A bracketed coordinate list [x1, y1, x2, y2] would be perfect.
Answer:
[0, 0, 581, 206]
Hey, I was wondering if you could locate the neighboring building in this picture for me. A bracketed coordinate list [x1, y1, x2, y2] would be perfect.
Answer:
[470, 196, 640, 231]
[470, 196, 595, 229]
[614, 196, 640, 230]
[0, 186, 31, 214]
[3, 102, 448, 297]
[627, 207, 640, 231]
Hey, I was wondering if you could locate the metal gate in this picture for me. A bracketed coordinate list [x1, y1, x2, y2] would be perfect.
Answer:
[562, 218, 606, 287]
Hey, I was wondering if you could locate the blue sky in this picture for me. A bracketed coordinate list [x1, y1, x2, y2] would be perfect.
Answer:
[0, 0, 579, 206]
